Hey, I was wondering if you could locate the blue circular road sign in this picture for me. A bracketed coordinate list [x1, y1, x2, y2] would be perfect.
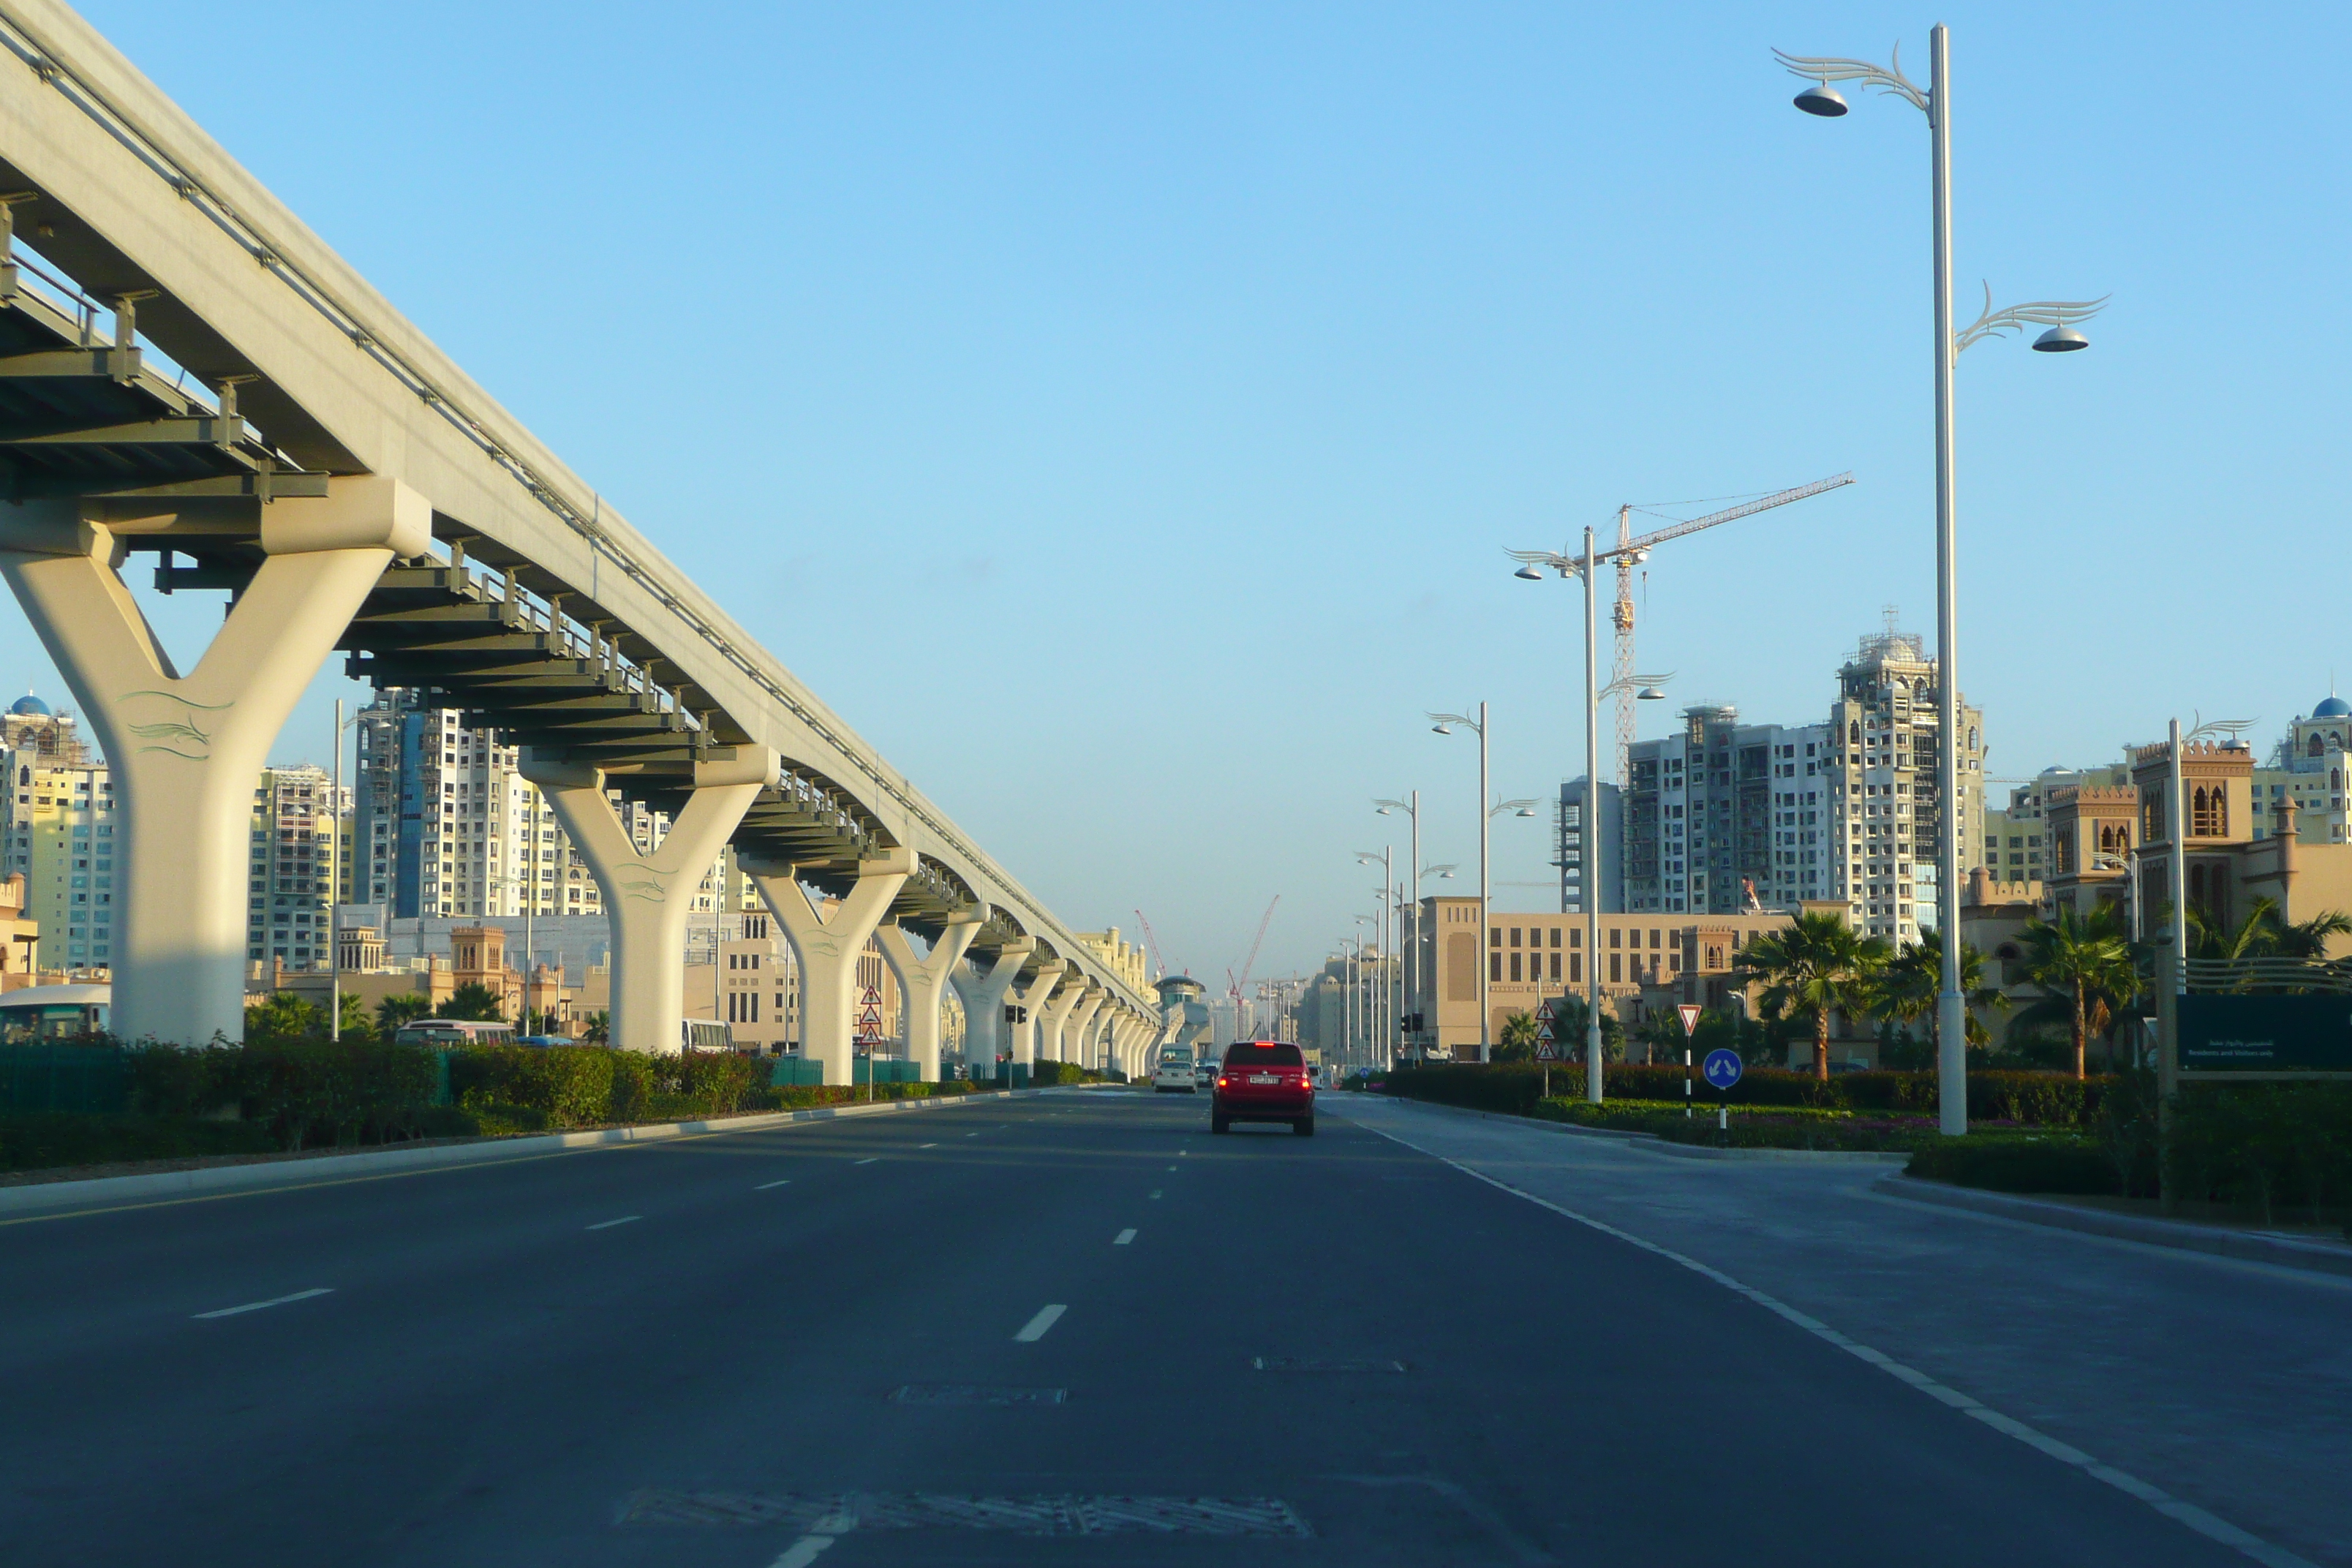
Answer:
[1702, 1049, 1744, 1090]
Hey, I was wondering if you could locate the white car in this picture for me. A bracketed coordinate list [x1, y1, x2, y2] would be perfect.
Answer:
[1152, 1058, 1199, 1093]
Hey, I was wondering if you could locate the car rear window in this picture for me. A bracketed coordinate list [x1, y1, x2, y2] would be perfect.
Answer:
[1224, 1041, 1303, 1066]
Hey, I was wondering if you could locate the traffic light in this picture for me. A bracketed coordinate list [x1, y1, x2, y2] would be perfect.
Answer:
[1004, 1004, 1029, 1024]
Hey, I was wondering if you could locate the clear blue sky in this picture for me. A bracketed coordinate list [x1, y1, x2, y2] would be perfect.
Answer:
[16, 1, 2351, 983]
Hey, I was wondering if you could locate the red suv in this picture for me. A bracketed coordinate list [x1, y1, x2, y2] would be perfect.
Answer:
[1212, 1041, 1314, 1136]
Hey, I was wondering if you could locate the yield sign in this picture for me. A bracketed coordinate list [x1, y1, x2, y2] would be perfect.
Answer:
[1678, 1003, 1703, 1036]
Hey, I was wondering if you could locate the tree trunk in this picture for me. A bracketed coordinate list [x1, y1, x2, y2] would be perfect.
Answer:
[1813, 1011, 1830, 1082]
[2072, 979, 2087, 1080]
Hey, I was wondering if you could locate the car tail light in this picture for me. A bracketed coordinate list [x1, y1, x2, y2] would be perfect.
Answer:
[1215, 1075, 1228, 1089]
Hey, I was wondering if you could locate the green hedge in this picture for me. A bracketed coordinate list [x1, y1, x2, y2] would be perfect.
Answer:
[1379, 1063, 2111, 1127]
[1905, 1137, 2120, 1194]
[0, 1111, 278, 1172]
[2165, 1081, 2352, 1225]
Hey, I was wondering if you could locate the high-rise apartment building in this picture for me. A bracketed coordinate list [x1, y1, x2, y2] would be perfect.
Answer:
[1, 695, 114, 971]
[352, 690, 734, 925]
[1621, 706, 1832, 916]
[1825, 625, 1984, 946]
[248, 766, 344, 969]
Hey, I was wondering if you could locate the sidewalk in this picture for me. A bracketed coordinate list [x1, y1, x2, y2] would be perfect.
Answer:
[1330, 1092, 2352, 1568]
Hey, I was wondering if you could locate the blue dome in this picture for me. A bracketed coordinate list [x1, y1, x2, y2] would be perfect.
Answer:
[2315, 696, 2351, 719]
[7, 694, 49, 717]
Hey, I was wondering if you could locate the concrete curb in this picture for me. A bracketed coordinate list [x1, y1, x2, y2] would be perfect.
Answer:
[1872, 1172, 2352, 1279]
[0, 1089, 1020, 1217]
[1358, 1095, 1914, 1164]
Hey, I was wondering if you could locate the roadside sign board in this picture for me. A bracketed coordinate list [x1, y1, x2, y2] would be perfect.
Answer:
[1702, 1049, 1743, 1090]
[2179, 995, 2352, 1074]
[1534, 1036, 1561, 1061]
[1678, 1003, 1703, 1036]
[1537, 999, 1557, 1021]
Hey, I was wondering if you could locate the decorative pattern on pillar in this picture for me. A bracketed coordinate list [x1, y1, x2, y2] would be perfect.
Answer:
[874, 910, 982, 1083]
[0, 480, 429, 1044]
[747, 847, 913, 1085]
[1005, 960, 1068, 1074]
[1036, 976, 1088, 1066]
[948, 939, 1033, 1080]
[1063, 987, 1107, 1075]
[521, 747, 772, 1054]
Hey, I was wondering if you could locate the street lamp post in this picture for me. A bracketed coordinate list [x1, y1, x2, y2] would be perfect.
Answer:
[1357, 847, 1394, 1064]
[1374, 792, 1421, 1057]
[1508, 526, 1670, 1101]
[1776, 28, 2106, 1137]
[1429, 704, 1496, 1060]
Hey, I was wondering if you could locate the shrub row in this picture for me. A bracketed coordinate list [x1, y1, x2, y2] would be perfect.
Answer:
[1379, 1063, 2111, 1127]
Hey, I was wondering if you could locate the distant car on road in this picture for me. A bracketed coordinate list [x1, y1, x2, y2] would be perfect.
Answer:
[1152, 1055, 1198, 1093]
[1213, 1040, 1314, 1136]
[1194, 1060, 1216, 1088]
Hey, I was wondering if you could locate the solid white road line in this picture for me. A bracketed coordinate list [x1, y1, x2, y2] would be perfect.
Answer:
[1115, 1229, 1137, 1245]
[755, 1179, 792, 1191]
[586, 1215, 641, 1231]
[1014, 1303, 1068, 1342]
[1354, 1111, 2318, 1568]
[192, 1286, 332, 1320]
[853, 1157, 880, 1166]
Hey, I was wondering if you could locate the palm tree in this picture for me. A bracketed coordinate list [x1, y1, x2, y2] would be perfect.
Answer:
[1635, 1007, 1684, 1064]
[442, 981, 506, 1022]
[1882, 928, 2006, 1049]
[582, 1010, 611, 1046]
[1552, 994, 1624, 1063]
[1494, 1010, 1539, 1063]
[1733, 912, 1888, 1082]
[2016, 904, 2136, 1079]
[376, 992, 432, 1035]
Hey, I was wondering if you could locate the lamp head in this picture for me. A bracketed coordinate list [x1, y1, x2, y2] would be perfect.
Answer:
[1794, 81, 1849, 116]
[1512, 564, 1543, 581]
[1637, 685, 1668, 701]
[1516, 807, 1537, 818]
[2031, 325, 2089, 353]
[1431, 723, 1452, 736]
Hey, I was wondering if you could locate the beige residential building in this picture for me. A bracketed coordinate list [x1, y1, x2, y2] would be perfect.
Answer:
[1408, 895, 1792, 1060]
[248, 765, 346, 972]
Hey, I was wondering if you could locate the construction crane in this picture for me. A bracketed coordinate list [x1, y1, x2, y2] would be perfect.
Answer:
[1132, 908, 1167, 981]
[1224, 895, 1279, 1039]
[1603, 473, 1854, 785]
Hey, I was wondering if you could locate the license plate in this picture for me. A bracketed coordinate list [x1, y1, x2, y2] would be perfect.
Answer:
[1249, 1074, 1278, 1084]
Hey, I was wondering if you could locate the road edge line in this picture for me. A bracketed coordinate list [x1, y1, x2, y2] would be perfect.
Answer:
[1343, 1107, 2317, 1568]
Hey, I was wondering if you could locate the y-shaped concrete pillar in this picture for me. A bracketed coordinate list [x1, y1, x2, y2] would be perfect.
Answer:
[1064, 987, 1107, 1074]
[875, 910, 982, 1082]
[949, 938, 1033, 1082]
[522, 747, 772, 1053]
[0, 481, 427, 1044]
[1036, 976, 1088, 1066]
[1005, 960, 1067, 1077]
[745, 847, 913, 1085]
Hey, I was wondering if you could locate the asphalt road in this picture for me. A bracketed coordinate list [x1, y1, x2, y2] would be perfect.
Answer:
[0, 1088, 2260, 1567]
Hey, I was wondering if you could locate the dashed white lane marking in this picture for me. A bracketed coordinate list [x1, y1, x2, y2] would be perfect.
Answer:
[755, 1179, 792, 1191]
[766, 1514, 851, 1567]
[919, 1142, 938, 1149]
[853, 1158, 880, 1166]
[1354, 1113, 2317, 1568]
[1166, 1164, 1178, 1171]
[192, 1286, 331, 1320]
[586, 1215, 641, 1231]
[1014, 1304, 1068, 1342]
[1179, 1148, 1189, 1156]
[963, 1132, 981, 1138]
[1115, 1228, 1137, 1245]
[1149, 1189, 1163, 1200]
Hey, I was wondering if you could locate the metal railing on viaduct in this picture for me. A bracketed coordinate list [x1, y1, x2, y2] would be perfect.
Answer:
[0, 0, 1163, 1077]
